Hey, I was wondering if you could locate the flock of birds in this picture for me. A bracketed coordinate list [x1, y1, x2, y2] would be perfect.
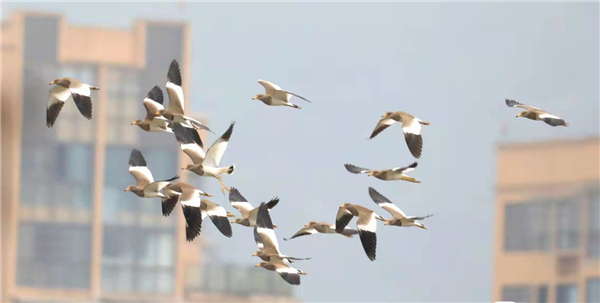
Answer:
[45, 59, 570, 286]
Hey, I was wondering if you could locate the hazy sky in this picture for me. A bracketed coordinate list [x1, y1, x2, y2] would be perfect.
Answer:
[3, 2, 599, 302]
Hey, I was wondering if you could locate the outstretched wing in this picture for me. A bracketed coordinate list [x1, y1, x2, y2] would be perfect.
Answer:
[173, 123, 205, 164]
[335, 207, 354, 233]
[344, 163, 372, 174]
[228, 187, 254, 217]
[205, 122, 235, 167]
[283, 226, 317, 241]
[258, 79, 282, 95]
[391, 162, 418, 174]
[166, 59, 185, 114]
[143, 85, 165, 120]
[128, 148, 154, 187]
[46, 85, 72, 127]
[369, 117, 395, 139]
[505, 99, 538, 110]
[368, 187, 407, 219]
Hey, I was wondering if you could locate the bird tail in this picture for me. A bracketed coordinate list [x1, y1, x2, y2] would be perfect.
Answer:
[286, 103, 301, 109]
[227, 165, 235, 175]
[90, 86, 100, 90]
[400, 176, 421, 183]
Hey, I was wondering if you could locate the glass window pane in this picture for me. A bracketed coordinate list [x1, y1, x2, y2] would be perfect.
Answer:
[557, 200, 579, 250]
[502, 286, 531, 302]
[538, 285, 548, 303]
[557, 284, 578, 303]
[587, 278, 600, 303]
[589, 193, 600, 258]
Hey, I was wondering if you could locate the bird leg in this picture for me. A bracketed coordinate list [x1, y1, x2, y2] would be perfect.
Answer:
[215, 175, 231, 194]
[400, 176, 421, 183]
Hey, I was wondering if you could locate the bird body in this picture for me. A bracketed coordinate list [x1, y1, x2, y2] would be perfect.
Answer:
[229, 187, 280, 228]
[368, 111, 429, 159]
[336, 203, 386, 261]
[125, 149, 179, 199]
[284, 221, 358, 241]
[46, 77, 99, 127]
[505, 99, 569, 127]
[344, 162, 421, 183]
[253, 79, 312, 109]
[368, 187, 432, 229]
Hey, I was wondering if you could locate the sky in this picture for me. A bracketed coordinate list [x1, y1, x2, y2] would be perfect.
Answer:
[3, 2, 599, 302]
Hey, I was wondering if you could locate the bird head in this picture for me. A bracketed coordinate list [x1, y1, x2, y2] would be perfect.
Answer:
[382, 111, 393, 118]
[131, 120, 141, 125]
[124, 186, 133, 192]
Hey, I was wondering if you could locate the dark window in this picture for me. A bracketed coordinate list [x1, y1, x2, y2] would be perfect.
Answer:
[501, 285, 531, 302]
[505, 201, 550, 251]
[537, 285, 548, 303]
[557, 284, 578, 303]
[588, 193, 600, 258]
[556, 200, 580, 250]
[17, 222, 91, 289]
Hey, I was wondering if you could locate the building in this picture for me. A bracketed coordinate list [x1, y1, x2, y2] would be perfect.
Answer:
[492, 137, 600, 303]
[1, 11, 296, 303]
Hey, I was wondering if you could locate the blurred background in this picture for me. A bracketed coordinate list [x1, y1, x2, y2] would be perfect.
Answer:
[1, 2, 598, 303]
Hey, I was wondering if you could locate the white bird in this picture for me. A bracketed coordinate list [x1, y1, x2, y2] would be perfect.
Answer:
[124, 148, 180, 199]
[162, 182, 230, 241]
[228, 187, 279, 228]
[368, 111, 430, 159]
[252, 79, 312, 109]
[46, 77, 99, 127]
[174, 122, 236, 194]
[505, 99, 569, 127]
[154, 59, 212, 132]
[344, 162, 421, 183]
[368, 187, 432, 229]
[336, 203, 386, 261]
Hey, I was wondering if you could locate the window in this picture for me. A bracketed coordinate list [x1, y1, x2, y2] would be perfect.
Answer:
[101, 226, 175, 294]
[505, 201, 550, 251]
[557, 284, 578, 303]
[54, 143, 94, 210]
[537, 285, 548, 303]
[587, 278, 600, 303]
[502, 285, 531, 302]
[588, 193, 600, 258]
[556, 200, 580, 250]
[105, 68, 141, 145]
[17, 222, 91, 289]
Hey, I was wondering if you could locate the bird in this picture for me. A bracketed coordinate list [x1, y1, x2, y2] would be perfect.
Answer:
[368, 187, 433, 229]
[505, 99, 569, 127]
[253, 202, 308, 285]
[228, 187, 279, 228]
[124, 148, 180, 200]
[131, 85, 175, 133]
[336, 203, 386, 261]
[367, 111, 430, 159]
[252, 79, 312, 109]
[46, 77, 99, 127]
[162, 182, 224, 241]
[174, 122, 236, 194]
[283, 221, 359, 241]
[200, 199, 234, 238]
[343, 162, 421, 183]
[154, 59, 212, 132]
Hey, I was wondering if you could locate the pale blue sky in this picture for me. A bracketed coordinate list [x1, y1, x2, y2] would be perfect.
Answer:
[3, 2, 599, 302]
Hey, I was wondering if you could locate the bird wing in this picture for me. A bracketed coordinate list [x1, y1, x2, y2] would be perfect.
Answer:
[283, 226, 318, 241]
[369, 117, 396, 139]
[272, 90, 312, 103]
[258, 79, 282, 95]
[143, 85, 165, 120]
[505, 99, 541, 110]
[204, 122, 235, 167]
[201, 199, 233, 238]
[228, 187, 254, 217]
[368, 187, 407, 219]
[166, 59, 185, 114]
[173, 123, 205, 164]
[343, 163, 372, 174]
[335, 207, 355, 233]
[391, 162, 418, 174]
[68, 80, 93, 120]
[179, 186, 201, 208]
[356, 211, 378, 261]
[256, 202, 281, 256]
[46, 85, 72, 127]
[401, 115, 423, 159]
[145, 175, 180, 193]
[128, 148, 154, 187]
[407, 214, 434, 221]
[253, 227, 264, 250]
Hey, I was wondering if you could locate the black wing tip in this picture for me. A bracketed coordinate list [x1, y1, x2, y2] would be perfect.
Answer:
[183, 205, 202, 241]
[256, 202, 274, 229]
[129, 148, 147, 167]
[161, 196, 179, 217]
[359, 230, 377, 261]
[266, 197, 280, 209]
[147, 85, 164, 105]
[185, 126, 204, 148]
[162, 175, 179, 182]
[46, 102, 65, 127]
[409, 162, 418, 168]
[211, 215, 233, 238]
[72, 93, 93, 119]
[167, 59, 182, 86]
[543, 117, 567, 127]
[173, 123, 197, 145]
[279, 272, 301, 286]
[220, 122, 235, 142]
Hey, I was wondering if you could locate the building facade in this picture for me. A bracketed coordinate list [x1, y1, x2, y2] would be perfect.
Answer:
[493, 137, 600, 303]
[1, 11, 296, 303]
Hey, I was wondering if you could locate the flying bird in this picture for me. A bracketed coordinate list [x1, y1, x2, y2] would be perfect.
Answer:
[229, 187, 279, 228]
[154, 59, 212, 132]
[124, 148, 180, 199]
[344, 162, 421, 183]
[336, 203, 386, 261]
[368, 187, 432, 229]
[253, 202, 309, 285]
[131, 85, 175, 133]
[368, 111, 430, 159]
[252, 79, 312, 109]
[46, 77, 99, 127]
[505, 99, 569, 127]
[174, 122, 236, 194]
[283, 221, 359, 241]
[162, 182, 226, 241]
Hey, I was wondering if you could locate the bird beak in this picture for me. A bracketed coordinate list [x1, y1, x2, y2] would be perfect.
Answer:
[384, 221, 390, 225]
[155, 111, 161, 116]
[181, 166, 187, 170]
[227, 212, 236, 218]
[49, 80, 55, 85]
[124, 188, 130, 192]
[304, 223, 310, 227]
[131, 121, 137, 125]
[252, 252, 258, 256]
[255, 263, 261, 267]
[367, 172, 374, 176]
[339, 204, 345, 208]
